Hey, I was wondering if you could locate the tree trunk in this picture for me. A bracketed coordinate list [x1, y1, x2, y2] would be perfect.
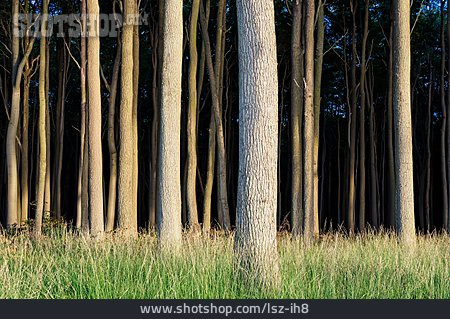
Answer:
[186, 0, 201, 231]
[347, 0, 358, 234]
[235, 0, 280, 288]
[158, 0, 183, 250]
[105, 28, 121, 232]
[77, 0, 88, 229]
[6, 0, 21, 228]
[440, 0, 448, 231]
[393, 0, 415, 244]
[313, 0, 324, 237]
[132, 1, 140, 231]
[425, 65, 432, 233]
[302, 0, 315, 243]
[447, 0, 450, 232]
[199, 1, 231, 232]
[87, 0, 104, 238]
[35, 0, 48, 235]
[358, 0, 369, 232]
[117, 0, 138, 237]
[291, 0, 304, 237]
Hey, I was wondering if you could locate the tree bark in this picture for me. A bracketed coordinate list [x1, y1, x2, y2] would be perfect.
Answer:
[358, 0, 369, 232]
[440, 0, 448, 231]
[302, 0, 315, 243]
[87, 0, 104, 238]
[35, 0, 48, 235]
[393, 0, 415, 244]
[158, 0, 183, 250]
[235, 0, 280, 288]
[186, 0, 201, 231]
[313, 0, 324, 237]
[291, 0, 304, 237]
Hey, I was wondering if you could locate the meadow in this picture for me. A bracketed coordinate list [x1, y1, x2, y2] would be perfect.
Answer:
[0, 229, 448, 299]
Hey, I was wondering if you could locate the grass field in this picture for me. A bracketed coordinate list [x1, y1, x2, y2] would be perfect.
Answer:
[0, 229, 448, 299]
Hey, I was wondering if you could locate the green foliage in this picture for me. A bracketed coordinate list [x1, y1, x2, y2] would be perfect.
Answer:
[0, 231, 448, 299]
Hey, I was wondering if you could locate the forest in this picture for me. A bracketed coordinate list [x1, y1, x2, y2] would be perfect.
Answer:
[0, 0, 449, 298]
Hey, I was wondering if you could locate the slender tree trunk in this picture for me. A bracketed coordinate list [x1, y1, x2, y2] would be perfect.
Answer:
[313, 0, 324, 237]
[358, 0, 369, 232]
[291, 0, 304, 237]
[347, 0, 358, 234]
[386, 7, 395, 229]
[393, 0, 415, 244]
[117, 0, 138, 237]
[440, 0, 449, 231]
[105, 31, 121, 232]
[186, 0, 201, 231]
[302, 0, 315, 243]
[35, 0, 48, 236]
[425, 65, 432, 233]
[77, 0, 88, 229]
[44, 42, 51, 219]
[235, 0, 280, 288]
[6, 0, 21, 228]
[447, 0, 450, 232]
[199, 1, 231, 232]
[87, 0, 104, 238]
[158, 0, 183, 250]
[367, 65, 377, 228]
[132, 1, 140, 231]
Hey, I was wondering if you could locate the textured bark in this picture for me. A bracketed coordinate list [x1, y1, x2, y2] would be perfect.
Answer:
[186, 0, 201, 231]
[87, 0, 104, 238]
[35, 0, 48, 235]
[158, 0, 183, 250]
[199, 1, 231, 232]
[117, 0, 138, 237]
[358, 0, 369, 231]
[393, 0, 415, 244]
[313, 0, 324, 237]
[291, 0, 304, 237]
[303, 0, 315, 243]
[105, 30, 121, 232]
[367, 65, 378, 228]
[76, 0, 87, 229]
[235, 0, 280, 288]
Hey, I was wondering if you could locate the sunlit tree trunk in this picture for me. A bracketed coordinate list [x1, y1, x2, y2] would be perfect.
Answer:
[158, 0, 183, 250]
[87, 0, 104, 238]
[235, 0, 280, 288]
[313, 0, 324, 237]
[393, 0, 415, 244]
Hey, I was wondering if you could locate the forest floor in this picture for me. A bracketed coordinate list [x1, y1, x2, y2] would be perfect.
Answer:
[0, 228, 448, 298]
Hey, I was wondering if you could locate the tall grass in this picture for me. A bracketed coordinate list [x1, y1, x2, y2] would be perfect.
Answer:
[0, 229, 448, 299]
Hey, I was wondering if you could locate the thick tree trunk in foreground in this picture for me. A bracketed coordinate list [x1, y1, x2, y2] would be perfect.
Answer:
[235, 0, 280, 288]
[87, 0, 104, 238]
[393, 0, 415, 244]
[158, 0, 183, 250]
